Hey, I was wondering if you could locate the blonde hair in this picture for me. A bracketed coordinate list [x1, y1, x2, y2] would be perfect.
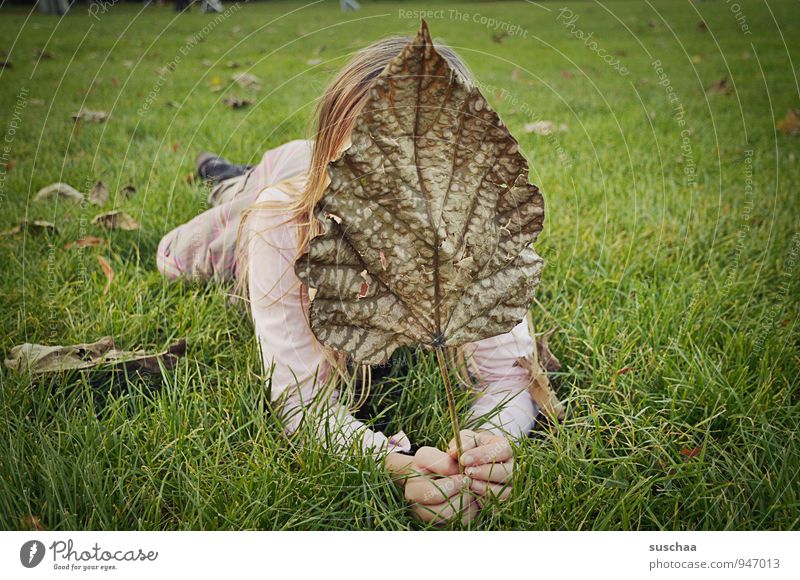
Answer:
[238, 34, 475, 411]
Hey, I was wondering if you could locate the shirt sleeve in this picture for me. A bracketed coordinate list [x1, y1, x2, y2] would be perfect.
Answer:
[246, 198, 411, 458]
[461, 319, 540, 440]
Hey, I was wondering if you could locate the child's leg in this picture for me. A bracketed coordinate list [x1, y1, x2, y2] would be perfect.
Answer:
[157, 172, 257, 283]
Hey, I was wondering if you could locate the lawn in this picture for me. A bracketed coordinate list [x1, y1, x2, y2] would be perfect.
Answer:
[0, 0, 798, 530]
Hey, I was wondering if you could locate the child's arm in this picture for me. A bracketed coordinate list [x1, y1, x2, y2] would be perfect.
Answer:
[462, 319, 540, 438]
[246, 198, 411, 458]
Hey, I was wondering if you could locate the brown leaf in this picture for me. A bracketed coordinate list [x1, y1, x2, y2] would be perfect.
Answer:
[21, 514, 45, 531]
[777, 109, 800, 136]
[4, 337, 187, 375]
[616, 366, 634, 375]
[64, 236, 104, 249]
[1, 220, 57, 236]
[87, 180, 109, 206]
[121, 184, 137, 197]
[680, 447, 702, 458]
[294, 21, 544, 365]
[537, 328, 562, 373]
[516, 352, 566, 422]
[223, 95, 254, 109]
[91, 211, 140, 231]
[697, 21, 707, 32]
[561, 70, 574, 80]
[34, 48, 54, 60]
[97, 255, 114, 295]
[708, 77, 732, 95]
[34, 182, 83, 202]
[232, 72, 262, 90]
[72, 109, 109, 123]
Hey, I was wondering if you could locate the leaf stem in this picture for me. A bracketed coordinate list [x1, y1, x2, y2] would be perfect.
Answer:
[435, 347, 464, 474]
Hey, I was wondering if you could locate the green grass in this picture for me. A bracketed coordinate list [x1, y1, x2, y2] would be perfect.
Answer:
[1, 0, 799, 530]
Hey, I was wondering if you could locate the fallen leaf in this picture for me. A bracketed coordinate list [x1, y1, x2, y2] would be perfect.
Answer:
[1, 220, 57, 236]
[91, 211, 140, 231]
[21, 514, 45, 531]
[87, 180, 109, 205]
[122, 59, 133, 68]
[121, 184, 137, 197]
[697, 21, 707, 32]
[708, 77, 732, 95]
[222, 95, 254, 109]
[165, 100, 180, 108]
[172, 142, 180, 152]
[680, 447, 702, 458]
[72, 109, 109, 123]
[537, 328, 562, 373]
[34, 48, 54, 59]
[616, 366, 634, 375]
[201, 59, 213, 68]
[34, 182, 83, 202]
[232, 72, 262, 90]
[294, 21, 545, 365]
[4, 337, 187, 375]
[777, 109, 800, 136]
[64, 236, 104, 249]
[5, 159, 15, 173]
[561, 70, 574, 80]
[524, 121, 566, 135]
[97, 255, 114, 295]
[227, 61, 241, 69]
[492, 31, 509, 44]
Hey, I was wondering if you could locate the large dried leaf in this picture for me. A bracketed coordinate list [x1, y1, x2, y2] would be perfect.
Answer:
[4, 337, 186, 375]
[87, 180, 109, 205]
[295, 21, 544, 365]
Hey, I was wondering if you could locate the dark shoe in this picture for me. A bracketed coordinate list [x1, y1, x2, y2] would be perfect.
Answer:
[196, 152, 252, 183]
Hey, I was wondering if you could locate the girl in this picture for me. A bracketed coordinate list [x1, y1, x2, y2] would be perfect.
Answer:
[157, 34, 550, 524]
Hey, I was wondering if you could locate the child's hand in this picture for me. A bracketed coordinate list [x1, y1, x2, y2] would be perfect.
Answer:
[384, 447, 479, 525]
[447, 429, 514, 503]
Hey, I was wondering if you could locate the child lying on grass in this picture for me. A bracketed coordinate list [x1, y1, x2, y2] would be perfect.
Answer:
[157, 35, 544, 525]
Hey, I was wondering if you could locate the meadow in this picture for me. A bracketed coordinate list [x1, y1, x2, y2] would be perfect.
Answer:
[0, 0, 798, 530]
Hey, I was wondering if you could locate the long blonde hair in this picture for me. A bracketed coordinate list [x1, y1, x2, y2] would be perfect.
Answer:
[239, 34, 475, 410]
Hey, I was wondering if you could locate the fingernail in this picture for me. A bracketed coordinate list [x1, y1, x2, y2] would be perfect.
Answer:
[462, 454, 474, 466]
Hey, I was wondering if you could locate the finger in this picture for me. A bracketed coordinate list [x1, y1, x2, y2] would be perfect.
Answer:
[384, 452, 417, 486]
[414, 446, 459, 477]
[460, 437, 513, 468]
[447, 429, 481, 458]
[411, 492, 479, 525]
[405, 474, 471, 505]
[464, 459, 514, 483]
[470, 478, 512, 502]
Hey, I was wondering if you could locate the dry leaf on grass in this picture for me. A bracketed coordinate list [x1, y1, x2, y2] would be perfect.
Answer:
[223, 95, 254, 109]
[232, 72, 262, 90]
[34, 182, 83, 202]
[21, 514, 45, 531]
[4, 337, 186, 375]
[523, 121, 567, 135]
[72, 109, 109, 123]
[87, 180, 109, 205]
[680, 447, 702, 458]
[34, 48, 54, 60]
[1, 220, 57, 237]
[294, 21, 545, 365]
[708, 77, 732, 95]
[64, 236, 104, 249]
[537, 328, 562, 373]
[97, 255, 114, 295]
[91, 210, 140, 231]
[777, 109, 800, 136]
[121, 184, 137, 197]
